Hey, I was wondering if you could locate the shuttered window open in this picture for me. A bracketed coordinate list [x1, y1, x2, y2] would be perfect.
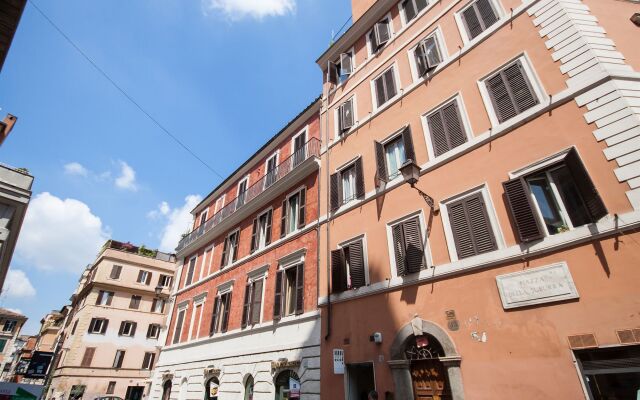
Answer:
[391, 217, 426, 276]
[220, 293, 231, 333]
[340, 52, 353, 76]
[370, 18, 391, 52]
[241, 283, 251, 329]
[460, 0, 499, 40]
[415, 35, 441, 77]
[251, 279, 263, 324]
[273, 270, 283, 320]
[338, 98, 354, 133]
[331, 159, 365, 211]
[331, 249, 347, 293]
[503, 178, 544, 242]
[447, 192, 498, 259]
[295, 263, 304, 315]
[426, 99, 468, 157]
[209, 298, 220, 335]
[331, 239, 366, 293]
[374, 67, 397, 108]
[486, 60, 539, 123]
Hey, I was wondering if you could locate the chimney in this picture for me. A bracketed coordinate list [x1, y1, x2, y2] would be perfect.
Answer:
[352, 0, 378, 23]
[0, 114, 18, 146]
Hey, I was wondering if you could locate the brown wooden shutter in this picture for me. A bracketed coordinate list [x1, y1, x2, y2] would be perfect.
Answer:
[443, 101, 467, 150]
[392, 224, 406, 276]
[477, 0, 498, 30]
[273, 270, 283, 320]
[331, 249, 347, 293]
[415, 41, 428, 77]
[503, 61, 538, 114]
[295, 264, 305, 315]
[487, 72, 516, 123]
[355, 158, 365, 199]
[220, 237, 229, 268]
[137, 270, 144, 283]
[96, 291, 104, 305]
[110, 265, 122, 279]
[209, 298, 220, 335]
[375, 76, 386, 107]
[384, 68, 397, 99]
[348, 240, 366, 288]
[448, 200, 476, 259]
[101, 319, 109, 334]
[231, 233, 239, 262]
[402, 128, 415, 162]
[145, 272, 152, 285]
[151, 299, 157, 313]
[403, 218, 425, 273]
[106, 292, 113, 306]
[118, 321, 125, 336]
[251, 279, 263, 324]
[280, 200, 288, 238]
[330, 173, 341, 211]
[465, 194, 498, 254]
[564, 148, 607, 221]
[327, 61, 338, 85]
[221, 293, 231, 333]
[265, 209, 273, 245]
[461, 4, 483, 39]
[250, 218, 258, 253]
[241, 284, 251, 329]
[298, 188, 306, 229]
[146, 324, 153, 338]
[424, 36, 441, 69]
[503, 178, 544, 242]
[130, 322, 137, 337]
[81, 347, 95, 367]
[375, 141, 388, 183]
[427, 110, 449, 157]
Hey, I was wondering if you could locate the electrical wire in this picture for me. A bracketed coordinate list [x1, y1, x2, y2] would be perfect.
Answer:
[27, 0, 225, 180]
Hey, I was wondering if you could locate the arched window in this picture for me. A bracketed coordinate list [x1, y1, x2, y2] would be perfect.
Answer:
[161, 381, 172, 400]
[243, 375, 254, 400]
[205, 377, 219, 400]
[274, 370, 300, 400]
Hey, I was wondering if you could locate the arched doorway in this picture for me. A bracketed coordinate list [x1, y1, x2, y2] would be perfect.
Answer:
[205, 377, 219, 400]
[274, 370, 300, 400]
[405, 334, 451, 399]
[161, 381, 172, 400]
[244, 375, 254, 400]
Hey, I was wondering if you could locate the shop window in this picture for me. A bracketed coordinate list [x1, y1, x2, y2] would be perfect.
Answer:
[575, 345, 640, 400]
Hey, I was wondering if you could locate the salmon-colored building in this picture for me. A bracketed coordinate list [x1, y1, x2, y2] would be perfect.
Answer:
[317, 0, 640, 399]
[149, 100, 322, 400]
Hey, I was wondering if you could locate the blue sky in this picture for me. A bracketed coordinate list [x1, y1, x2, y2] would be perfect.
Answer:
[0, 0, 351, 334]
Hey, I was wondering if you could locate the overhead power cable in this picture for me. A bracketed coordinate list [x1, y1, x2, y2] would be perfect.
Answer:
[27, 0, 225, 180]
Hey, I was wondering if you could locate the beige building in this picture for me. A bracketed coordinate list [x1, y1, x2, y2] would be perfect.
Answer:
[47, 240, 176, 400]
[0, 307, 27, 380]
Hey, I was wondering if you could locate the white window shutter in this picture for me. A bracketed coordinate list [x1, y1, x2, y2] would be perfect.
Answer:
[374, 20, 390, 49]
[340, 53, 352, 76]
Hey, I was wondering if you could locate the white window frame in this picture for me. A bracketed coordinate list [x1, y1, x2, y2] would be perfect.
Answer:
[334, 95, 358, 139]
[380, 128, 408, 182]
[152, 298, 166, 313]
[454, 0, 505, 45]
[290, 126, 308, 156]
[172, 303, 189, 344]
[366, 13, 394, 57]
[147, 324, 161, 339]
[142, 352, 156, 370]
[398, 0, 435, 26]
[370, 63, 402, 111]
[120, 321, 136, 337]
[201, 245, 214, 279]
[333, 47, 356, 86]
[284, 185, 306, 236]
[439, 184, 506, 262]
[199, 209, 208, 227]
[223, 228, 240, 268]
[246, 268, 268, 325]
[137, 270, 150, 284]
[407, 27, 449, 83]
[88, 318, 107, 334]
[385, 210, 432, 278]
[477, 53, 547, 128]
[184, 256, 197, 287]
[2, 320, 17, 333]
[337, 234, 371, 287]
[214, 195, 226, 214]
[188, 294, 207, 341]
[263, 151, 280, 189]
[255, 207, 273, 251]
[420, 93, 474, 160]
[336, 159, 359, 206]
[236, 175, 250, 205]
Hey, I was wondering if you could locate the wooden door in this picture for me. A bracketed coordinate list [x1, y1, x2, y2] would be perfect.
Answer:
[411, 359, 450, 400]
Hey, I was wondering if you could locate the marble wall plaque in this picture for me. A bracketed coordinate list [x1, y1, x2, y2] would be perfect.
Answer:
[496, 262, 579, 309]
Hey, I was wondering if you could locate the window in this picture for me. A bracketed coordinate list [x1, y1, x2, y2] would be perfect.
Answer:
[214, 195, 226, 213]
[328, 51, 354, 85]
[241, 278, 264, 328]
[575, 345, 640, 400]
[368, 16, 391, 54]
[264, 153, 278, 188]
[413, 33, 442, 77]
[2, 320, 16, 333]
[88, 318, 108, 334]
[446, 191, 498, 259]
[119, 321, 137, 337]
[375, 128, 415, 183]
[402, 0, 429, 23]
[199, 209, 208, 227]
[280, 188, 306, 237]
[372, 66, 397, 108]
[503, 148, 607, 242]
[330, 159, 364, 211]
[273, 263, 304, 319]
[202, 247, 214, 279]
[129, 295, 141, 310]
[80, 347, 95, 367]
[337, 97, 355, 135]
[390, 215, 426, 276]
[292, 129, 307, 167]
[424, 98, 468, 157]
[106, 382, 116, 395]
[331, 238, 367, 293]
[151, 298, 166, 313]
[206, 377, 219, 400]
[159, 274, 172, 288]
[236, 177, 249, 208]
[275, 370, 300, 400]
[484, 59, 539, 123]
[244, 376, 254, 400]
[172, 308, 186, 344]
[345, 363, 376, 400]
[142, 352, 156, 370]
[147, 323, 161, 339]
[209, 291, 232, 335]
[220, 230, 240, 268]
[109, 265, 122, 279]
[188, 301, 204, 340]
[459, 0, 499, 40]
[251, 209, 273, 253]
[185, 257, 196, 286]
[112, 350, 125, 369]
[0, 339, 6, 353]
[96, 291, 114, 306]
[71, 320, 78, 335]
[137, 270, 152, 285]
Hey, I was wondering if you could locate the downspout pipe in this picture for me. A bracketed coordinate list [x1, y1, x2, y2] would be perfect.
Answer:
[323, 68, 333, 341]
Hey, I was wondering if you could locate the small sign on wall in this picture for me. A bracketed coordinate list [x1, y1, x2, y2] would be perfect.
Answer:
[333, 349, 345, 374]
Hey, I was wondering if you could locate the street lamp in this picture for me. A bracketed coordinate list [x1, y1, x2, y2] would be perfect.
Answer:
[154, 285, 163, 298]
[399, 159, 438, 212]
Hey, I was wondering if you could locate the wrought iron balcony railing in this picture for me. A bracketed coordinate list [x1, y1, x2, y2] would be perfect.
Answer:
[176, 137, 321, 253]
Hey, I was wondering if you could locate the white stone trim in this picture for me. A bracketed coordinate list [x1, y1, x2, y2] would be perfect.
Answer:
[420, 92, 474, 161]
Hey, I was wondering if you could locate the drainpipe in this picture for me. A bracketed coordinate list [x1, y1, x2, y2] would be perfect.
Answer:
[322, 72, 333, 342]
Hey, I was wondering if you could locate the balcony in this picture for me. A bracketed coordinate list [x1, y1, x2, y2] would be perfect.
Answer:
[100, 240, 176, 262]
[176, 137, 321, 255]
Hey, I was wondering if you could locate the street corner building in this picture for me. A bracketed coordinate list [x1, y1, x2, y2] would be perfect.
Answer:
[148, 100, 322, 400]
[317, 0, 640, 399]
[47, 241, 178, 400]
[0, 308, 27, 379]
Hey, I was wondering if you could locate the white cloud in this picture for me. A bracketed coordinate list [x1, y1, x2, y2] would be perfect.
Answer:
[203, 0, 295, 20]
[115, 161, 137, 191]
[157, 195, 202, 252]
[64, 162, 88, 177]
[15, 192, 110, 273]
[147, 201, 171, 220]
[3, 270, 36, 298]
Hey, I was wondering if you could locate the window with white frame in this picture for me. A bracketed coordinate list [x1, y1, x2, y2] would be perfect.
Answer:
[151, 298, 166, 313]
[241, 275, 265, 328]
[330, 158, 364, 211]
[368, 15, 392, 54]
[172, 307, 187, 344]
[236, 177, 249, 208]
[273, 262, 304, 319]
[264, 153, 279, 188]
[372, 66, 398, 108]
[214, 195, 226, 213]
[220, 229, 240, 268]
[280, 187, 306, 237]
[146, 323, 161, 339]
[483, 58, 540, 124]
[142, 352, 156, 370]
[337, 97, 355, 135]
[331, 237, 367, 293]
[118, 321, 137, 337]
[423, 97, 469, 157]
[413, 32, 442, 77]
[201, 246, 213, 279]
[401, 0, 429, 24]
[389, 215, 427, 276]
[209, 289, 232, 335]
[292, 129, 307, 167]
[374, 128, 415, 183]
[129, 295, 141, 310]
[458, 0, 500, 41]
[251, 209, 273, 253]
[199, 209, 208, 228]
[328, 50, 355, 85]
[188, 300, 205, 340]
[112, 350, 125, 368]
[158, 274, 172, 288]
[2, 320, 16, 333]
[109, 264, 122, 280]
[95, 290, 114, 306]
[136, 270, 152, 285]
[88, 318, 108, 334]
[503, 148, 607, 243]
[184, 257, 196, 286]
